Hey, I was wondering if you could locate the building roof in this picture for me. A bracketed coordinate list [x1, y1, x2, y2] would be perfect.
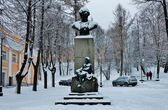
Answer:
[5, 37, 23, 51]
[0, 26, 24, 51]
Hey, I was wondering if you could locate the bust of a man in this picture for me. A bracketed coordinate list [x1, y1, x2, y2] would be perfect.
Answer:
[72, 7, 97, 35]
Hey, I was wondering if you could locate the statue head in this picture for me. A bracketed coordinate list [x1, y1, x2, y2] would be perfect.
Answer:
[72, 7, 97, 35]
[79, 7, 90, 22]
[85, 57, 90, 64]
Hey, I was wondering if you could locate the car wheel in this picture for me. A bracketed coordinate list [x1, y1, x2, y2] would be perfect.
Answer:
[124, 82, 129, 87]
[113, 83, 117, 87]
[132, 84, 137, 87]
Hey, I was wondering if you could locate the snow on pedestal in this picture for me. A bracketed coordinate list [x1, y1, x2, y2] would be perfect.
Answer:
[75, 35, 94, 39]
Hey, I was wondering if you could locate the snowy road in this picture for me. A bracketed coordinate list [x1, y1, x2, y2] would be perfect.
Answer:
[0, 74, 168, 110]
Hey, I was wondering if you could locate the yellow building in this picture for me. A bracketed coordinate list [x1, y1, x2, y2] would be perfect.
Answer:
[0, 26, 35, 86]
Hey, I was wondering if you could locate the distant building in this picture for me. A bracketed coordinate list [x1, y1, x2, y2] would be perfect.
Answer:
[0, 25, 36, 86]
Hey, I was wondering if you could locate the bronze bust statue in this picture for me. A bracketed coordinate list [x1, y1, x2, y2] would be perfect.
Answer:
[72, 7, 97, 35]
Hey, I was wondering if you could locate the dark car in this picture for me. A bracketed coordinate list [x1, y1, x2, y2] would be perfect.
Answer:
[112, 76, 137, 87]
[59, 79, 72, 86]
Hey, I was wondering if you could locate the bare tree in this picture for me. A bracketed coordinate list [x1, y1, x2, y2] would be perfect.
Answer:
[31, 0, 40, 91]
[15, 0, 32, 94]
[132, 0, 168, 74]
[112, 4, 131, 76]
[139, 4, 166, 80]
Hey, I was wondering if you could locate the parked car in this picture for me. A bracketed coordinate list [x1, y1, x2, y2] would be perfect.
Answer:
[112, 76, 137, 87]
[59, 79, 72, 86]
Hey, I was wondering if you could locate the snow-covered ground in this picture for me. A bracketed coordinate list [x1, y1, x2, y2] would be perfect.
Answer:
[1, 67, 168, 110]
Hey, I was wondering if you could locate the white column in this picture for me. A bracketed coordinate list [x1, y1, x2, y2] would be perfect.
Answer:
[8, 49, 12, 77]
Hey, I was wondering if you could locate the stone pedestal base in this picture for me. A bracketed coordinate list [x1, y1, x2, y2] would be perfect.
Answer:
[71, 76, 98, 93]
[74, 35, 94, 71]
[72, 35, 97, 93]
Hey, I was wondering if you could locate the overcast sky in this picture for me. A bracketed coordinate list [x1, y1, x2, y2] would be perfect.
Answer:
[86, 0, 138, 30]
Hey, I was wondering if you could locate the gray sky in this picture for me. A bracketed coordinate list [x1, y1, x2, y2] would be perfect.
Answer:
[86, 0, 138, 30]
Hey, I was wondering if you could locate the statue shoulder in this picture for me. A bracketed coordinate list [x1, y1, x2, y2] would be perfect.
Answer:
[88, 21, 98, 29]
[72, 21, 81, 30]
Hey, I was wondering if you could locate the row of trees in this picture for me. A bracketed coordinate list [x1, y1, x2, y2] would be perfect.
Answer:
[94, 1, 168, 81]
[1, 0, 88, 94]
[1, 0, 167, 94]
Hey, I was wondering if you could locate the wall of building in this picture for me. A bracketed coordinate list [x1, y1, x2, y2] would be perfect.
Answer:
[0, 26, 35, 86]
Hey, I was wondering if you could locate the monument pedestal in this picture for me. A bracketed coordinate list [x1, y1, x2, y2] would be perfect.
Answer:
[74, 35, 95, 71]
[71, 76, 98, 93]
[71, 35, 98, 93]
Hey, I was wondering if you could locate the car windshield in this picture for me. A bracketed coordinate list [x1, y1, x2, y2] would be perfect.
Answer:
[117, 76, 128, 80]
[130, 76, 136, 79]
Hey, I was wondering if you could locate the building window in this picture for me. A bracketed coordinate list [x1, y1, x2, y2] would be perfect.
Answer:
[2, 51, 7, 61]
[12, 53, 17, 63]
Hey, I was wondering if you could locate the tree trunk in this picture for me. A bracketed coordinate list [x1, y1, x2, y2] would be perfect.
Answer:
[32, 67, 38, 91]
[16, 74, 23, 94]
[39, 0, 48, 88]
[58, 58, 62, 76]
[157, 57, 160, 80]
[52, 72, 55, 87]
[136, 64, 139, 71]
[74, 0, 78, 36]
[15, 0, 32, 94]
[44, 69, 47, 89]
[140, 65, 146, 75]
[16, 81, 22, 94]
[164, 55, 168, 73]
[119, 16, 123, 76]
[164, 62, 168, 73]
[162, 0, 168, 72]
[31, 0, 39, 91]
[32, 50, 40, 91]
[48, 64, 56, 87]
[162, 0, 168, 39]
[66, 59, 69, 76]
[107, 63, 111, 80]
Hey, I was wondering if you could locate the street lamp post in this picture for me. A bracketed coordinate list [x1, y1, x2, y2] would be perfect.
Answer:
[100, 64, 102, 87]
[140, 59, 144, 82]
[0, 3, 3, 96]
[100, 56, 103, 87]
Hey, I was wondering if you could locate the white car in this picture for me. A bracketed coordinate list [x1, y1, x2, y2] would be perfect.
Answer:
[112, 76, 137, 87]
